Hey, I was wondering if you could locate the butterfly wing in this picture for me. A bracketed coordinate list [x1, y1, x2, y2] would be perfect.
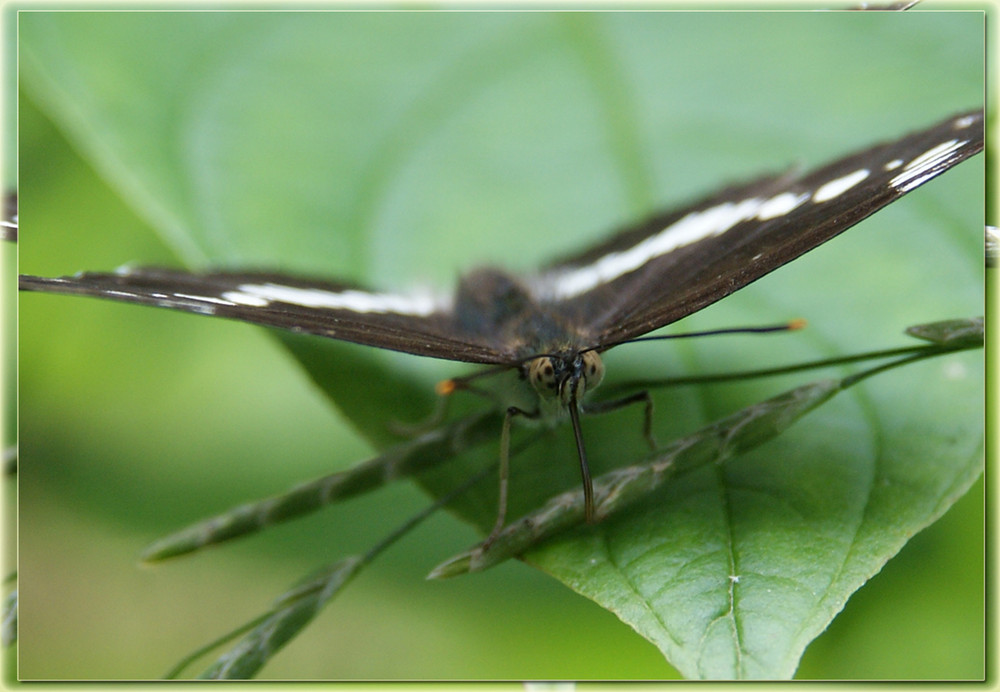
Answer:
[20, 110, 983, 364]
[19, 268, 513, 364]
[532, 109, 984, 349]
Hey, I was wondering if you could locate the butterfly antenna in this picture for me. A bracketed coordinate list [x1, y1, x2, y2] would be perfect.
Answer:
[606, 319, 806, 350]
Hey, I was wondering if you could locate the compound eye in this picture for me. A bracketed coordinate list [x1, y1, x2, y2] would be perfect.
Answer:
[528, 356, 560, 396]
[581, 351, 604, 390]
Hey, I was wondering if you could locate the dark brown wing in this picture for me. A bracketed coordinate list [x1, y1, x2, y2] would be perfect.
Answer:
[530, 109, 984, 349]
[19, 268, 513, 365]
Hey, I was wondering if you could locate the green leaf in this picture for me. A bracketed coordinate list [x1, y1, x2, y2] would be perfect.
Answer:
[431, 378, 847, 579]
[429, 324, 983, 678]
[18, 11, 983, 679]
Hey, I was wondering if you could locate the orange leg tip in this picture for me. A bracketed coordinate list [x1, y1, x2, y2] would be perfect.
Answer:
[435, 379, 457, 396]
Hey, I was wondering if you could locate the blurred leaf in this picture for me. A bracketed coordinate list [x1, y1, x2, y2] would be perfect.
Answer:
[18, 11, 983, 679]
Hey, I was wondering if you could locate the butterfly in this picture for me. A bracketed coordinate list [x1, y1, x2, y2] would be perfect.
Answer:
[18, 108, 984, 538]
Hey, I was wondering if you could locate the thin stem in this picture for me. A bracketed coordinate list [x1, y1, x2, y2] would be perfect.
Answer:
[600, 343, 954, 397]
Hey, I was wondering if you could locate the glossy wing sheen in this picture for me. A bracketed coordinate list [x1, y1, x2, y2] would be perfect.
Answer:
[532, 109, 984, 350]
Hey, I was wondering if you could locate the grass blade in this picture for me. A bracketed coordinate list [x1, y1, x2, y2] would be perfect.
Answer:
[142, 410, 498, 562]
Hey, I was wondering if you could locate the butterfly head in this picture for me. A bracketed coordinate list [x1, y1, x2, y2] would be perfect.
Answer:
[526, 350, 604, 407]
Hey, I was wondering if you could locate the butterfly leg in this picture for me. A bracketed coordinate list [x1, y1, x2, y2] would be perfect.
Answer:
[583, 390, 657, 450]
[485, 405, 536, 546]
[389, 376, 500, 436]
[387, 392, 452, 437]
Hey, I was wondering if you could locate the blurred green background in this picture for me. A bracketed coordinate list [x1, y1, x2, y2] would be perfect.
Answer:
[14, 10, 984, 680]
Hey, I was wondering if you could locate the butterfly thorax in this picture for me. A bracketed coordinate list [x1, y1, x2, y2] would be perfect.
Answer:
[453, 268, 605, 412]
[453, 268, 594, 359]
